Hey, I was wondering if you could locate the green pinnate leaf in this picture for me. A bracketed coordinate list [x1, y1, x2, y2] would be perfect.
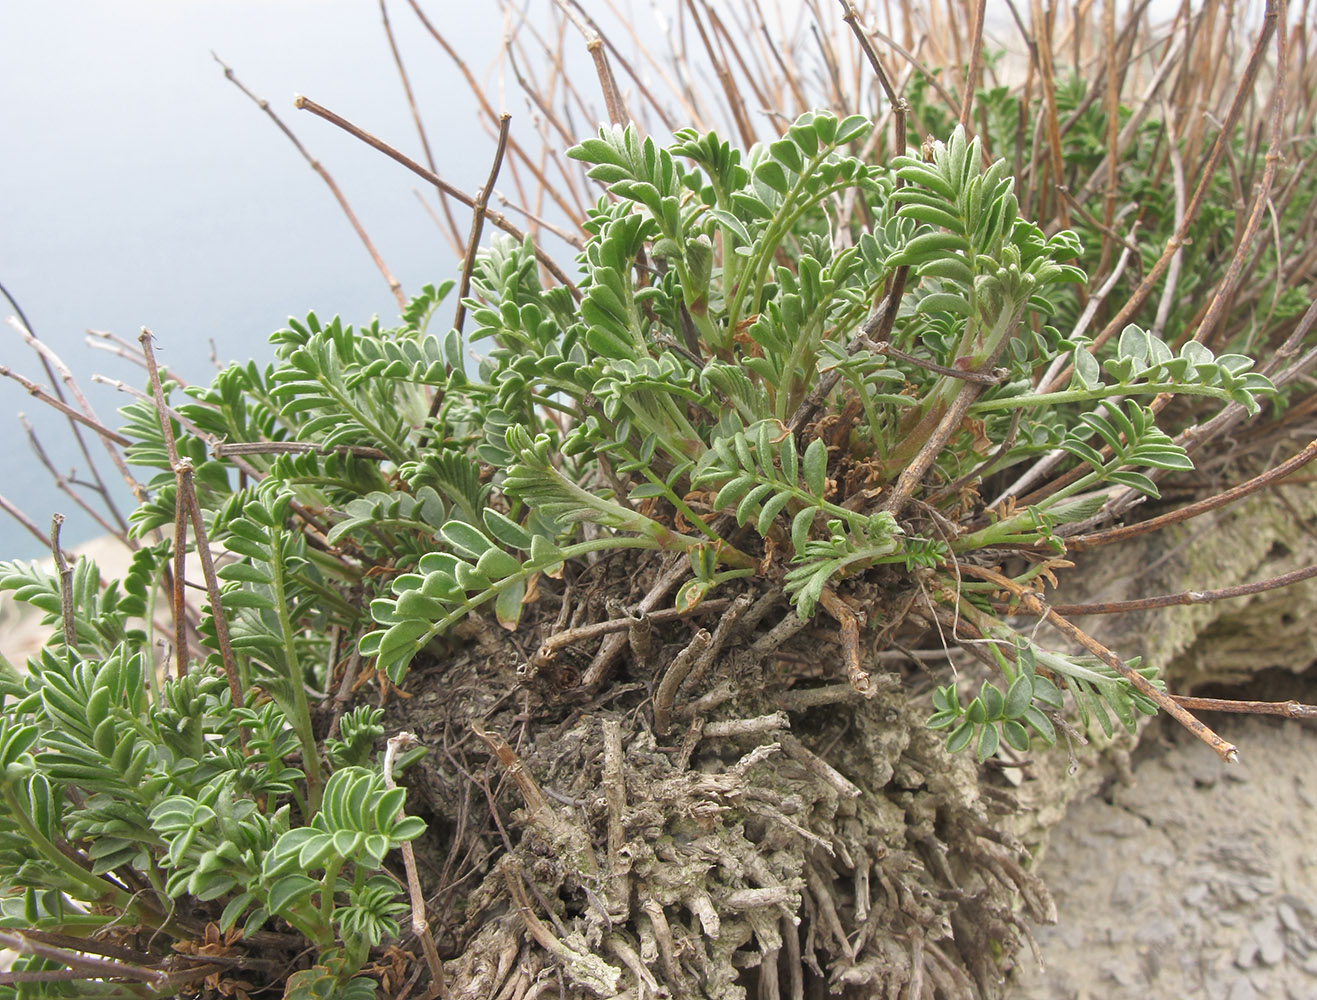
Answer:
[976, 723, 1000, 763]
[946, 721, 974, 754]
[1000, 720, 1030, 752]
[802, 438, 828, 496]
[1004, 674, 1034, 719]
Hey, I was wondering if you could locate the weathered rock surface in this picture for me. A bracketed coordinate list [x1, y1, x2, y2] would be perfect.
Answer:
[1008, 472, 1317, 998]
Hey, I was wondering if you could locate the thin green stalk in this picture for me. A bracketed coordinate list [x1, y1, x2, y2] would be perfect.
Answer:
[268, 527, 323, 814]
[633, 466, 725, 546]
[776, 311, 830, 422]
[841, 370, 885, 451]
[316, 380, 409, 465]
[970, 381, 1243, 413]
[955, 472, 1110, 550]
[727, 148, 839, 328]
[318, 856, 345, 946]
[0, 786, 183, 936]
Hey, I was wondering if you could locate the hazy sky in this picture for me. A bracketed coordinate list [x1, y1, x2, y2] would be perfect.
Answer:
[0, 2, 525, 555]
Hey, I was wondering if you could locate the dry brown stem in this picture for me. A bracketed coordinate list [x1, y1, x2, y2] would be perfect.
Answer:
[652, 628, 712, 736]
[961, 564, 1238, 761]
[1168, 694, 1317, 718]
[48, 515, 75, 649]
[451, 113, 513, 340]
[1049, 561, 1317, 616]
[140, 328, 191, 677]
[1043, 0, 1281, 390]
[0, 364, 130, 448]
[212, 53, 406, 310]
[818, 586, 874, 696]
[142, 331, 243, 721]
[0, 493, 51, 552]
[778, 732, 861, 799]
[1065, 437, 1317, 551]
[293, 95, 578, 295]
[385, 731, 449, 1000]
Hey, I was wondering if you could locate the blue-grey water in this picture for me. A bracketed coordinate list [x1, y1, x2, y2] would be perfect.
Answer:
[0, 1, 525, 558]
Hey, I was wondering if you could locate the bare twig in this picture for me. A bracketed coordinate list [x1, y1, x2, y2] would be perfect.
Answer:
[961, 564, 1237, 761]
[5, 304, 131, 535]
[0, 930, 166, 987]
[600, 719, 629, 919]
[958, 0, 989, 132]
[529, 597, 729, 668]
[379, 0, 439, 177]
[1168, 695, 1317, 719]
[653, 629, 712, 736]
[1042, 1, 1281, 389]
[818, 587, 874, 696]
[865, 337, 1006, 385]
[140, 329, 192, 677]
[212, 53, 406, 310]
[0, 365, 131, 447]
[581, 555, 691, 687]
[1048, 562, 1317, 617]
[775, 683, 869, 712]
[778, 732, 861, 799]
[212, 441, 390, 460]
[49, 515, 76, 649]
[293, 95, 579, 295]
[420, 112, 513, 443]
[20, 416, 126, 543]
[0, 493, 50, 551]
[1185, 0, 1288, 349]
[325, 644, 361, 742]
[386, 731, 449, 1000]
[701, 713, 790, 738]
[1065, 438, 1317, 551]
[554, 0, 629, 125]
[837, 0, 909, 158]
[452, 113, 513, 339]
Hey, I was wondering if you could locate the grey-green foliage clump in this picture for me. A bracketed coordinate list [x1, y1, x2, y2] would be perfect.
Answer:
[361, 119, 1268, 750]
[0, 502, 421, 996]
[0, 113, 1274, 996]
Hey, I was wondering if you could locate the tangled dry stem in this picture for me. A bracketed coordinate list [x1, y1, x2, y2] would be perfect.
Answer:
[386, 562, 1056, 999]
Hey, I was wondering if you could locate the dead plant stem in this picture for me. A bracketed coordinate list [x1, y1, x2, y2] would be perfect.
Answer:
[1169, 694, 1317, 719]
[1048, 561, 1317, 616]
[386, 731, 449, 1000]
[0, 365, 130, 447]
[212, 53, 406, 310]
[179, 460, 244, 714]
[1065, 437, 1317, 551]
[453, 113, 511, 352]
[293, 95, 578, 296]
[48, 515, 75, 649]
[1043, 0, 1280, 390]
[960, 564, 1238, 761]
[0, 494, 50, 552]
[959, 0, 988, 132]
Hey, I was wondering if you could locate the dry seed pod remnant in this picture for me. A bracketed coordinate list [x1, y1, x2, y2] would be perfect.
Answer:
[0, 2, 1314, 998]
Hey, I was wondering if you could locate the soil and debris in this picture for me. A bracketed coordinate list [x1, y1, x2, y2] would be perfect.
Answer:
[383, 551, 1055, 999]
